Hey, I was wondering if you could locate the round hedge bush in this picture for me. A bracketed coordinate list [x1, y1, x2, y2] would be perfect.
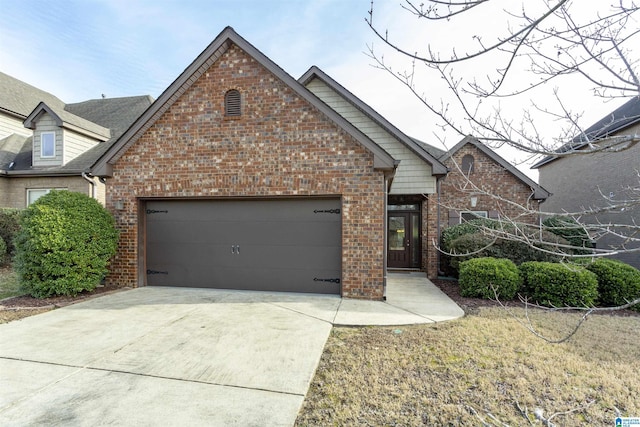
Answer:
[586, 258, 640, 311]
[519, 261, 598, 307]
[14, 191, 119, 298]
[458, 257, 522, 300]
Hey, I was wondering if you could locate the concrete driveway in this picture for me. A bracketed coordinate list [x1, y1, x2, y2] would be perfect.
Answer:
[0, 274, 463, 426]
[0, 287, 340, 426]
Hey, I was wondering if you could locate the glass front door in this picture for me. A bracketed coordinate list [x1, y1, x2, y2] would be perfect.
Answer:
[388, 212, 420, 268]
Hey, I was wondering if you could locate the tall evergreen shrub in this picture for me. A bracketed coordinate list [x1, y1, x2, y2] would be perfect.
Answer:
[14, 191, 119, 298]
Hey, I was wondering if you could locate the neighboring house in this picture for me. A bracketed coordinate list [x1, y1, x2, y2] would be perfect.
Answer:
[533, 96, 640, 269]
[90, 27, 549, 299]
[0, 71, 153, 207]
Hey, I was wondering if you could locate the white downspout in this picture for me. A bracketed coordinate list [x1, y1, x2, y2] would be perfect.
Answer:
[82, 171, 96, 199]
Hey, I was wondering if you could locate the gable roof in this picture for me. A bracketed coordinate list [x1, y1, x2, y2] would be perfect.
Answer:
[532, 96, 640, 168]
[442, 135, 550, 200]
[93, 26, 397, 177]
[299, 66, 448, 176]
[24, 102, 111, 140]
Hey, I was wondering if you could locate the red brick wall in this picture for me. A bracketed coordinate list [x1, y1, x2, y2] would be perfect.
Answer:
[105, 44, 387, 299]
[422, 195, 439, 279]
[429, 144, 541, 275]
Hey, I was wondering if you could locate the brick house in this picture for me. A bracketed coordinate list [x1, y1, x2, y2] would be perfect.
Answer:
[0, 71, 152, 207]
[91, 27, 549, 299]
[533, 96, 640, 269]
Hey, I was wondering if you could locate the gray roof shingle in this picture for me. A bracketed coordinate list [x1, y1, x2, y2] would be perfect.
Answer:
[532, 96, 640, 168]
[0, 71, 65, 118]
[0, 71, 153, 174]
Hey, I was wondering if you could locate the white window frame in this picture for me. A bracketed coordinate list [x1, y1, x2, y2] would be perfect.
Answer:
[460, 211, 488, 223]
[26, 188, 67, 206]
[40, 132, 56, 158]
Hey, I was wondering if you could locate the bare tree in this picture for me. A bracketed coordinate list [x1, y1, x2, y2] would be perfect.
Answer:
[366, 0, 640, 260]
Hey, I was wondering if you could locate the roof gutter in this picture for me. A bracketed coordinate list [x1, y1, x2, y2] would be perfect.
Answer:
[2, 169, 86, 177]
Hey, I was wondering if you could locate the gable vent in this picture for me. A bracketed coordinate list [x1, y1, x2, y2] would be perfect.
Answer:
[225, 89, 241, 116]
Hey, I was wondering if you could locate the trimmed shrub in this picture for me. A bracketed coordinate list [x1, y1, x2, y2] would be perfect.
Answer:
[519, 261, 599, 307]
[446, 232, 493, 273]
[542, 215, 593, 253]
[446, 229, 569, 275]
[441, 218, 499, 251]
[586, 258, 640, 311]
[459, 257, 522, 300]
[0, 208, 21, 265]
[440, 218, 501, 276]
[14, 191, 119, 298]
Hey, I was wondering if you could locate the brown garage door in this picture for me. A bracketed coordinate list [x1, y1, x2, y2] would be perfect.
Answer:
[145, 198, 342, 294]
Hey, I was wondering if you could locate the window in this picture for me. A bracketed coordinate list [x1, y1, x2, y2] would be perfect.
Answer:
[225, 89, 241, 117]
[460, 211, 488, 223]
[41, 132, 56, 158]
[461, 154, 474, 174]
[388, 204, 420, 211]
[27, 188, 66, 206]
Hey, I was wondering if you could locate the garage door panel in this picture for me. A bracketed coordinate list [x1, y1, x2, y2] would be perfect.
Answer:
[147, 222, 241, 245]
[207, 267, 341, 294]
[145, 198, 341, 294]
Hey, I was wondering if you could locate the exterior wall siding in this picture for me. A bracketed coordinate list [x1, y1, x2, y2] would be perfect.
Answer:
[33, 113, 62, 167]
[0, 112, 31, 139]
[0, 176, 91, 209]
[62, 129, 100, 164]
[539, 124, 640, 268]
[305, 79, 436, 194]
[106, 44, 387, 299]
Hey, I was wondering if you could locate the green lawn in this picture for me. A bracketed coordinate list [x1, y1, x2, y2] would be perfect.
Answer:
[0, 267, 24, 300]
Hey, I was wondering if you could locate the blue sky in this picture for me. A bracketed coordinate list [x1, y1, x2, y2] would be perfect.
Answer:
[0, 1, 627, 179]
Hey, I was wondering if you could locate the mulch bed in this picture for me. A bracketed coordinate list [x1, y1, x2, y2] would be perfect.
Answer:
[433, 278, 640, 317]
[0, 283, 125, 309]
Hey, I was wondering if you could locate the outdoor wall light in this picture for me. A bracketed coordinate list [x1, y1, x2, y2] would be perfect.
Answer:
[114, 200, 125, 210]
[470, 195, 478, 208]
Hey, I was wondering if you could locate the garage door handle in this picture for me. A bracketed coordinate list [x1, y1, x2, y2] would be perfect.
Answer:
[231, 245, 240, 254]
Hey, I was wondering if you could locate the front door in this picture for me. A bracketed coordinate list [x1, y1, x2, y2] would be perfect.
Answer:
[388, 213, 409, 268]
[387, 212, 420, 268]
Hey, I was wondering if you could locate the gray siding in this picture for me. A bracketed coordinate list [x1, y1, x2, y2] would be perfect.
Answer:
[305, 79, 436, 194]
[63, 129, 99, 164]
[33, 112, 62, 167]
[539, 123, 640, 268]
[0, 112, 30, 139]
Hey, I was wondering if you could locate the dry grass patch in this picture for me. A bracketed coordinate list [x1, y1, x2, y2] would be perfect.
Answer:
[296, 307, 640, 426]
[0, 308, 52, 324]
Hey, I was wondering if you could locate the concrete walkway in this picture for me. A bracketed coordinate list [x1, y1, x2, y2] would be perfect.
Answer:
[0, 273, 462, 426]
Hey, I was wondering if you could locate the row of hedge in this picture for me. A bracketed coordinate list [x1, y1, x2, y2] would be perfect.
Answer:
[459, 257, 640, 311]
[441, 217, 593, 277]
